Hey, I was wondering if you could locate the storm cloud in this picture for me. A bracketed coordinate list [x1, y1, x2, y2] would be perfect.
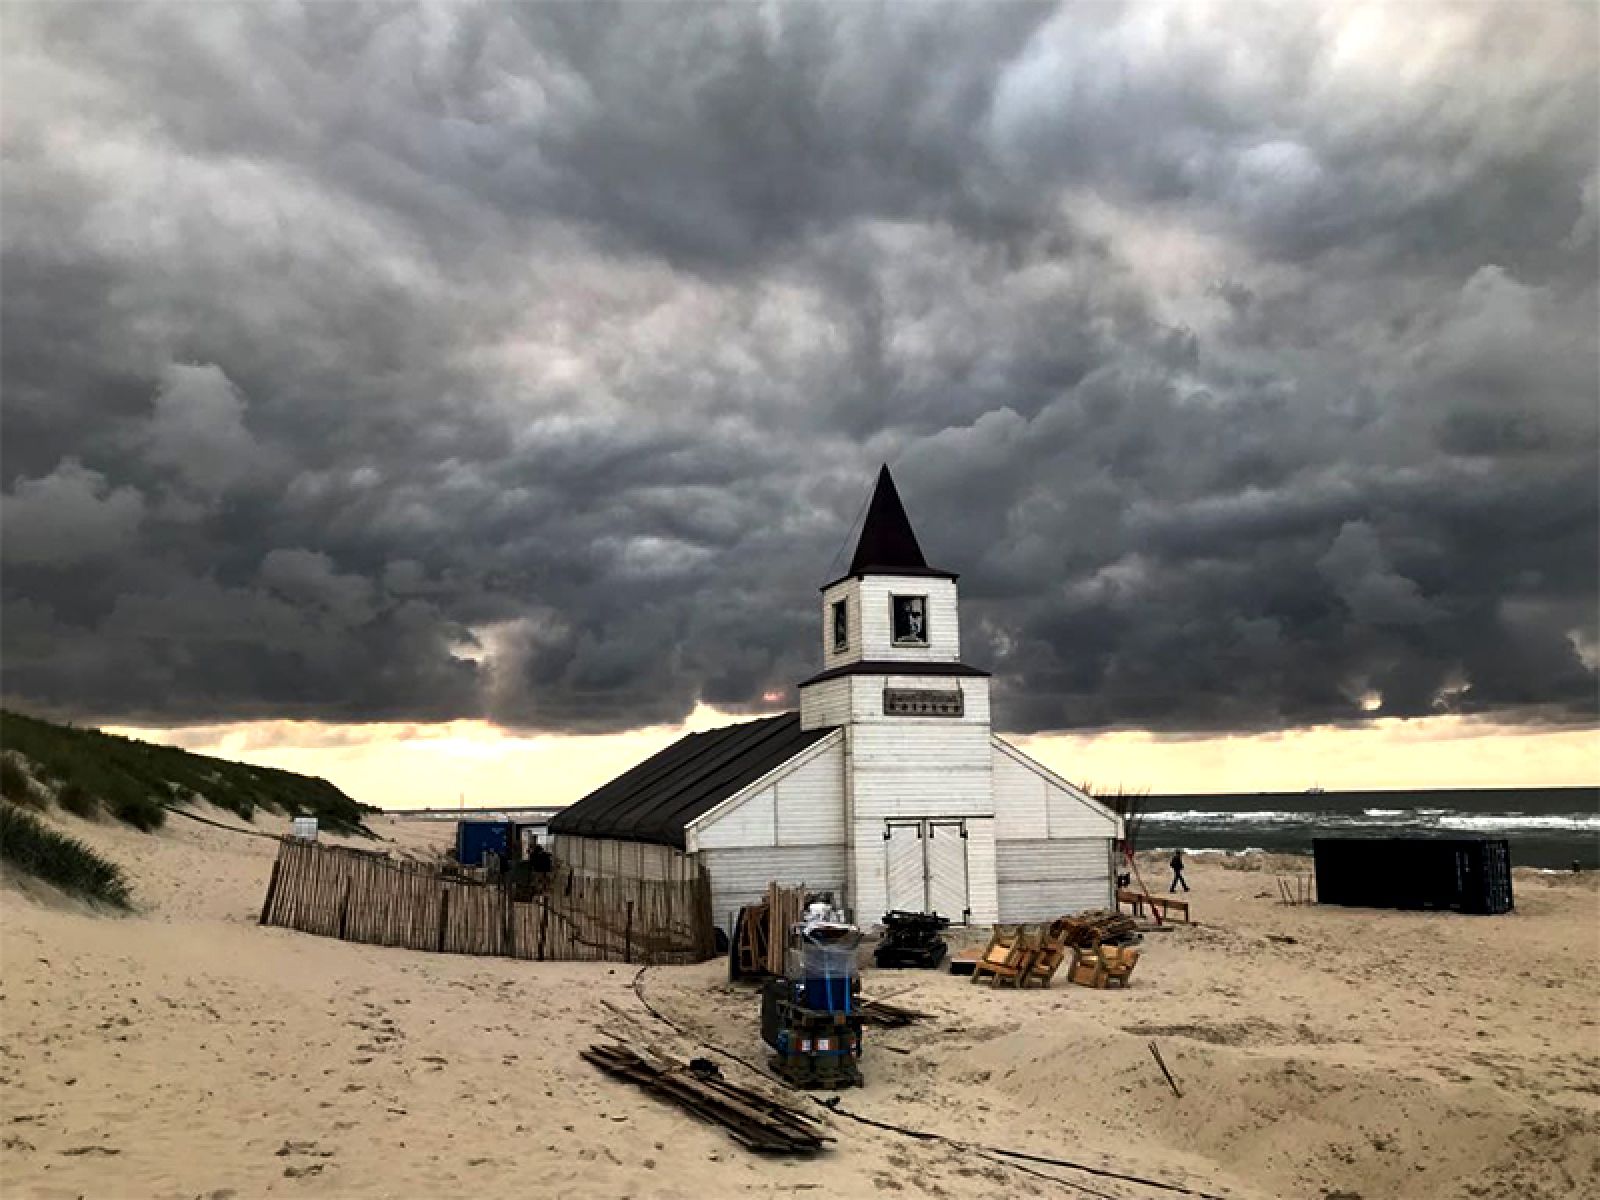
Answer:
[2, 1, 1595, 735]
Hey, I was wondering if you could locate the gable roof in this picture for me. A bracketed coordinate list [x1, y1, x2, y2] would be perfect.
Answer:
[830, 465, 958, 588]
[546, 712, 831, 849]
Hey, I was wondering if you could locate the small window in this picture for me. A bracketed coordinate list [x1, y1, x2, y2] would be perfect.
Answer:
[831, 598, 849, 652]
[890, 594, 928, 645]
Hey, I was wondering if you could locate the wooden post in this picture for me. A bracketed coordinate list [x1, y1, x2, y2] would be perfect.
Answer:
[259, 854, 283, 926]
[625, 900, 634, 965]
[501, 882, 514, 959]
[1149, 1041, 1183, 1098]
[437, 888, 450, 953]
[337, 875, 352, 940]
[537, 894, 549, 962]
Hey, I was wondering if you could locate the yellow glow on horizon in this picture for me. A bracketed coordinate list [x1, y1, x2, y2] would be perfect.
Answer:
[103, 711, 1599, 811]
[103, 704, 742, 811]
[1012, 719, 1600, 796]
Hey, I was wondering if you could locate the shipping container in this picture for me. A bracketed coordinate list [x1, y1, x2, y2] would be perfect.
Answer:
[1313, 837, 1514, 915]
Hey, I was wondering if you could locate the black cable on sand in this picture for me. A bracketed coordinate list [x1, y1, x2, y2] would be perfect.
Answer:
[628, 966, 1232, 1200]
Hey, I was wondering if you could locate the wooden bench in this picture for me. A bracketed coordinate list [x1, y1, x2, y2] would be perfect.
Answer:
[1116, 888, 1191, 924]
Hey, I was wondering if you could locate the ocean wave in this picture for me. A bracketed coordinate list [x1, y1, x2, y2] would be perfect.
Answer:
[1142, 809, 1599, 832]
[1438, 814, 1600, 832]
[1141, 810, 1311, 824]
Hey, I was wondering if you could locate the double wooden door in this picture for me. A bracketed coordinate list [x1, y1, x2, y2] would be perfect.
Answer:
[884, 818, 970, 924]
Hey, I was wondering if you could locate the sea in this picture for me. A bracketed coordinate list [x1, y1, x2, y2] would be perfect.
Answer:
[1138, 786, 1600, 870]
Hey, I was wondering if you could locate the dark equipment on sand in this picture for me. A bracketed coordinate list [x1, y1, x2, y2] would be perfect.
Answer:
[873, 910, 950, 968]
[760, 916, 864, 1088]
[1314, 837, 1514, 915]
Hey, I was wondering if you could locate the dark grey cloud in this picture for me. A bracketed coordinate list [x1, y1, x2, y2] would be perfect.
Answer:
[2, 1, 1595, 736]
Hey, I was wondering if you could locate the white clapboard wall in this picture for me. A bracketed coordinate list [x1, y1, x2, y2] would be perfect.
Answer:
[991, 736, 1120, 919]
[686, 734, 848, 931]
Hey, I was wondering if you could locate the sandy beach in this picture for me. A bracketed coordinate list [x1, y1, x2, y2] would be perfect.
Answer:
[2, 808, 1597, 1199]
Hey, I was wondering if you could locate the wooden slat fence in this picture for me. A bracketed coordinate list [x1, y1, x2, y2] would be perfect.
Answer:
[259, 838, 716, 965]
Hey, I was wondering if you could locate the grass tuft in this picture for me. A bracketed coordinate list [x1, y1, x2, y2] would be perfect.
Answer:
[57, 782, 99, 819]
[0, 801, 131, 908]
[0, 756, 36, 806]
[108, 792, 165, 831]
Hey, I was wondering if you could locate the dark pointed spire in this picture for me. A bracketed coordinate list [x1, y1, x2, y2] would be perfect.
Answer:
[821, 465, 959, 590]
[848, 464, 930, 575]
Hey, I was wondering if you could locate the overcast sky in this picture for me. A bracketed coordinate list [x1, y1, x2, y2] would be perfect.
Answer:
[3, 1, 1596, 748]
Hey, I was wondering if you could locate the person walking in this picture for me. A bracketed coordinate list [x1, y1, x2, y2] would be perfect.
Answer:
[1168, 850, 1190, 893]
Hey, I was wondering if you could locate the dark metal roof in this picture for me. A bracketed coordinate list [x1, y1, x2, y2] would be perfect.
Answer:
[546, 712, 833, 850]
[796, 661, 991, 687]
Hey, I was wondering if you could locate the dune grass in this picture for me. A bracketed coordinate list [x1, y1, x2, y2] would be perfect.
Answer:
[0, 709, 373, 835]
[0, 755, 40, 807]
[0, 801, 131, 909]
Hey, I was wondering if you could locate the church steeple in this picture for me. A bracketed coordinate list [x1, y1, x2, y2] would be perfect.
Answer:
[848, 465, 928, 575]
[800, 464, 989, 734]
[836, 464, 957, 585]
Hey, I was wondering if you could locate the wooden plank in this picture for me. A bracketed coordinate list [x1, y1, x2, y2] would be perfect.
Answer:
[581, 1043, 828, 1154]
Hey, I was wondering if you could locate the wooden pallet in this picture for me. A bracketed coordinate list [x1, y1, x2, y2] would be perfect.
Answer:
[733, 901, 770, 977]
[732, 883, 809, 978]
[582, 1043, 831, 1153]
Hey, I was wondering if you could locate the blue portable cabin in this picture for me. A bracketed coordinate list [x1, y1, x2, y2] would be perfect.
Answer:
[456, 820, 511, 867]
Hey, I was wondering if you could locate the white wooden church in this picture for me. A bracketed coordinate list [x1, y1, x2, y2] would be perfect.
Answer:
[549, 466, 1122, 931]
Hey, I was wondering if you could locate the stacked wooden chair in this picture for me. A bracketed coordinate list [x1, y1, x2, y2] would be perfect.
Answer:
[1020, 923, 1070, 988]
[970, 924, 1075, 989]
[972, 921, 1141, 990]
[1101, 944, 1140, 988]
[970, 925, 1035, 987]
[1066, 940, 1141, 989]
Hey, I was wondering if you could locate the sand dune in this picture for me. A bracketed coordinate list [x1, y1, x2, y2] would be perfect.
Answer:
[2, 807, 1596, 1199]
